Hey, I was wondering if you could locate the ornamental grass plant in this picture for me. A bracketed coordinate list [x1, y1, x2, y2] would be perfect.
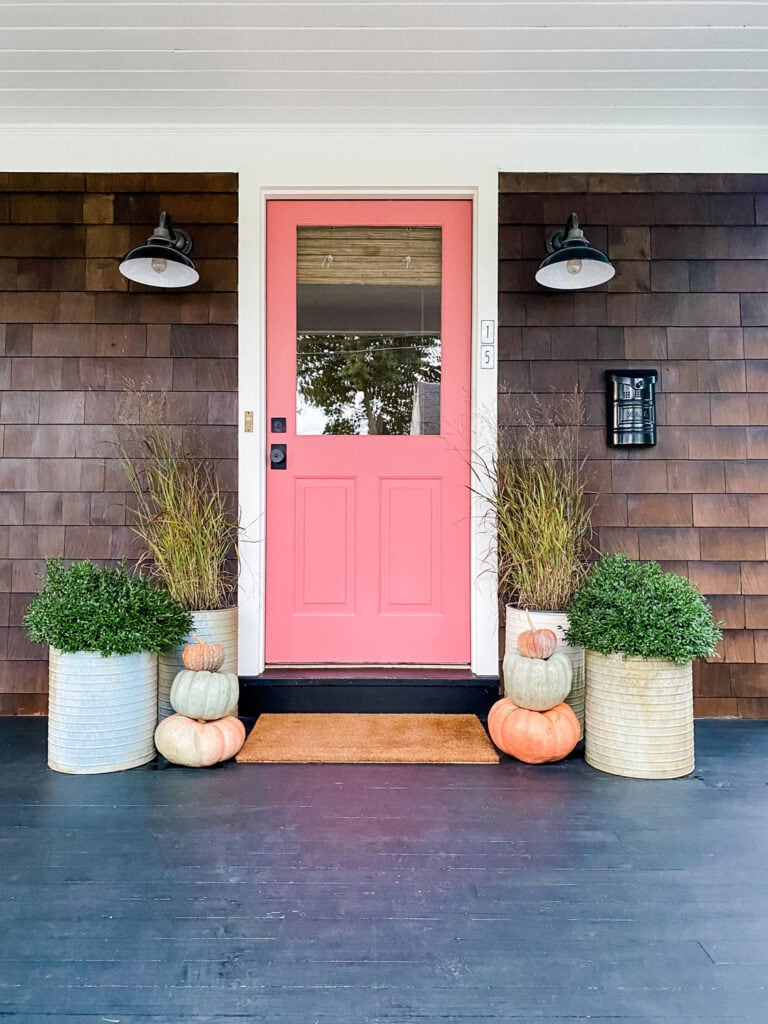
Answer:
[25, 559, 192, 657]
[564, 553, 722, 663]
[115, 387, 239, 612]
[482, 393, 595, 611]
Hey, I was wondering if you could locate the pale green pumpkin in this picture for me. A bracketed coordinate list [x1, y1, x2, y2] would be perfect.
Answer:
[170, 669, 239, 721]
[502, 649, 572, 711]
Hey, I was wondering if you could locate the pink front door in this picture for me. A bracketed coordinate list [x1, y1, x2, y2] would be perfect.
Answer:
[265, 199, 472, 664]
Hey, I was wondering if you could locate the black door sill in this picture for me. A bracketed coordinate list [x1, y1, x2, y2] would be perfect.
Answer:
[239, 673, 500, 717]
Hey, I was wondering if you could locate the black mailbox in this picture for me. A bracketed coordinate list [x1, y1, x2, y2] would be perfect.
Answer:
[605, 369, 658, 447]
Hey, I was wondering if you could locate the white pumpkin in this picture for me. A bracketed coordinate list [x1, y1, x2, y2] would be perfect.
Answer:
[170, 669, 239, 721]
[155, 714, 245, 767]
[502, 649, 573, 711]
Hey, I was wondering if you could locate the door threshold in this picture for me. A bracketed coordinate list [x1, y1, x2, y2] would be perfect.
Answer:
[267, 663, 470, 671]
[262, 665, 475, 680]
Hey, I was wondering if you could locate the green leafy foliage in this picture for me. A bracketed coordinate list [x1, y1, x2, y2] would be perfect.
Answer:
[24, 560, 193, 657]
[564, 553, 722, 663]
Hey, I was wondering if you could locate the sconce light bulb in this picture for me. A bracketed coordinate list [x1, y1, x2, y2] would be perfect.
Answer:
[151, 257, 168, 274]
[566, 258, 582, 275]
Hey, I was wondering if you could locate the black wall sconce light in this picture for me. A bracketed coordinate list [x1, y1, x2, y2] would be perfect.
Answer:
[535, 212, 615, 290]
[118, 212, 199, 288]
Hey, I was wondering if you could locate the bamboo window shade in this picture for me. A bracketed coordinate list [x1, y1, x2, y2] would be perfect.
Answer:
[297, 226, 442, 286]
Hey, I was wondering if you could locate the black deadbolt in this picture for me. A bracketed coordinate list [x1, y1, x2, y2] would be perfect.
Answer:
[271, 417, 287, 433]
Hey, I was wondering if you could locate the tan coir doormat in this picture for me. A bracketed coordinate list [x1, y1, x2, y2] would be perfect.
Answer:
[236, 713, 499, 764]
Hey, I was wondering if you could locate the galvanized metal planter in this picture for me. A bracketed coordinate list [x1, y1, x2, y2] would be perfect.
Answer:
[157, 607, 238, 721]
[48, 649, 157, 774]
[585, 652, 694, 780]
[505, 606, 585, 734]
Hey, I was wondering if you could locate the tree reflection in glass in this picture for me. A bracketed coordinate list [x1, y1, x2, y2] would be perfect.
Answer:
[296, 333, 440, 435]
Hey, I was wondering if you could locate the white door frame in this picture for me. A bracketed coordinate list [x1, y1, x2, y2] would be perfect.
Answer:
[238, 174, 499, 677]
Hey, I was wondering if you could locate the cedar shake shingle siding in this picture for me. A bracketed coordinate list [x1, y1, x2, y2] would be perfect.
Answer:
[0, 173, 237, 714]
[499, 174, 768, 720]
[2, 171, 767, 718]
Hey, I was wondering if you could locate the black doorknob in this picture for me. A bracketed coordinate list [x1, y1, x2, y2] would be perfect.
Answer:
[270, 443, 287, 469]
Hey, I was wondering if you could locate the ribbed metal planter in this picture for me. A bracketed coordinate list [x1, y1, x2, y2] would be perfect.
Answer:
[48, 649, 157, 774]
[157, 607, 238, 721]
[585, 652, 694, 780]
[505, 606, 585, 734]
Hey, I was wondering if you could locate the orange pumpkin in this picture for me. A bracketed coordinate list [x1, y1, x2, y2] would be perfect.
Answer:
[487, 697, 580, 764]
[516, 626, 557, 660]
[181, 634, 226, 673]
[154, 714, 245, 767]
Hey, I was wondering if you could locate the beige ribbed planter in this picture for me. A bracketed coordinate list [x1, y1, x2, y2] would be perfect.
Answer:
[48, 649, 157, 774]
[158, 607, 238, 721]
[585, 652, 694, 779]
[505, 606, 585, 734]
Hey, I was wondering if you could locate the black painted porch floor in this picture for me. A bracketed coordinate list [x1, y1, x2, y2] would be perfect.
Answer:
[1, 716, 767, 1023]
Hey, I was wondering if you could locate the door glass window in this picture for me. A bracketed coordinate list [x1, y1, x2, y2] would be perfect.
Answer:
[296, 226, 442, 435]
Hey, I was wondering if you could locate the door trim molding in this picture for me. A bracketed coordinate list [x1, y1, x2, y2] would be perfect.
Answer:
[238, 181, 498, 677]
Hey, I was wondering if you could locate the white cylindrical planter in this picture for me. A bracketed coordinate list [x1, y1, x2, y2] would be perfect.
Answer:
[505, 606, 585, 734]
[585, 652, 694, 780]
[48, 649, 157, 774]
[157, 607, 238, 721]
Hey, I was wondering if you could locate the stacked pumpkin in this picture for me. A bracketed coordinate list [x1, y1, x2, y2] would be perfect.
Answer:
[488, 617, 581, 764]
[154, 636, 245, 767]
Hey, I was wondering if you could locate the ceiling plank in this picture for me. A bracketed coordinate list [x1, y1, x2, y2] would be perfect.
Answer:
[1, 2, 766, 30]
[1, 49, 765, 72]
[1, 26, 766, 51]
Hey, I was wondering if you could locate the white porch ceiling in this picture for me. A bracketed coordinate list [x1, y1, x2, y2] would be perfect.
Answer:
[0, 1, 766, 128]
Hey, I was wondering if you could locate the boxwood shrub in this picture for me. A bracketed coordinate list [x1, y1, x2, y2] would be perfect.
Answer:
[25, 559, 193, 657]
[564, 553, 721, 663]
